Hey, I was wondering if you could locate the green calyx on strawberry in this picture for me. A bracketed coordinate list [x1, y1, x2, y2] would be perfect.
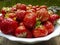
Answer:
[35, 18, 41, 27]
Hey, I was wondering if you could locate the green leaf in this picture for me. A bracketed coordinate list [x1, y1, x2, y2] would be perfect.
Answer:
[36, 21, 41, 26]
[35, 18, 41, 27]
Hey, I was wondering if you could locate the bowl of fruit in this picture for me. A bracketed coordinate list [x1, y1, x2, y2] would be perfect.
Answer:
[0, 3, 60, 43]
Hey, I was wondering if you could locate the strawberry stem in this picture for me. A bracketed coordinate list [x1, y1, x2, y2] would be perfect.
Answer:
[35, 18, 41, 27]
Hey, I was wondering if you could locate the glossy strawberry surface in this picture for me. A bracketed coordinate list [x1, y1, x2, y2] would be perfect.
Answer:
[37, 8, 50, 22]
[23, 12, 36, 29]
[49, 14, 60, 24]
[1, 18, 18, 34]
[33, 25, 48, 37]
[43, 21, 54, 34]
[15, 10, 26, 21]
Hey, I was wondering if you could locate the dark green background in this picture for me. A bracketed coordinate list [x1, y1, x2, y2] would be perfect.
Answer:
[0, 0, 60, 9]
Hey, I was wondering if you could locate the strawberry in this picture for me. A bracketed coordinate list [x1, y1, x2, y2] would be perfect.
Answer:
[19, 22, 24, 26]
[32, 6, 36, 11]
[10, 7, 17, 12]
[23, 12, 36, 29]
[19, 4, 26, 10]
[15, 10, 26, 22]
[1, 7, 6, 16]
[16, 3, 21, 9]
[0, 16, 4, 29]
[1, 18, 18, 35]
[16, 23, 32, 38]
[37, 8, 50, 22]
[33, 25, 48, 38]
[43, 21, 54, 34]
[26, 30, 32, 38]
[16, 3, 26, 10]
[1, 7, 11, 16]
[15, 25, 27, 38]
[49, 14, 60, 24]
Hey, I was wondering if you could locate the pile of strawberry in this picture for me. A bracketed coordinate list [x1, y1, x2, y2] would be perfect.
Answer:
[0, 3, 60, 38]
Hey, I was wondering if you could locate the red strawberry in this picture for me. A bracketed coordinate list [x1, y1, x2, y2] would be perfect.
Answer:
[33, 25, 48, 38]
[16, 3, 26, 10]
[0, 16, 4, 29]
[1, 7, 11, 16]
[16, 3, 21, 9]
[32, 6, 36, 11]
[1, 8, 6, 16]
[15, 10, 26, 21]
[1, 18, 18, 35]
[49, 14, 60, 24]
[36, 8, 40, 11]
[19, 22, 24, 26]
[10, 7, 17, 12]
[19, 4, 26, 10]
[15, 25, 32, 38]
[37, 8, 50, 22]
[27, 30, 32, 38]
[15, 25, 27, 38]
[43, 21, 54, 34]
[23, 12, 36, 29]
